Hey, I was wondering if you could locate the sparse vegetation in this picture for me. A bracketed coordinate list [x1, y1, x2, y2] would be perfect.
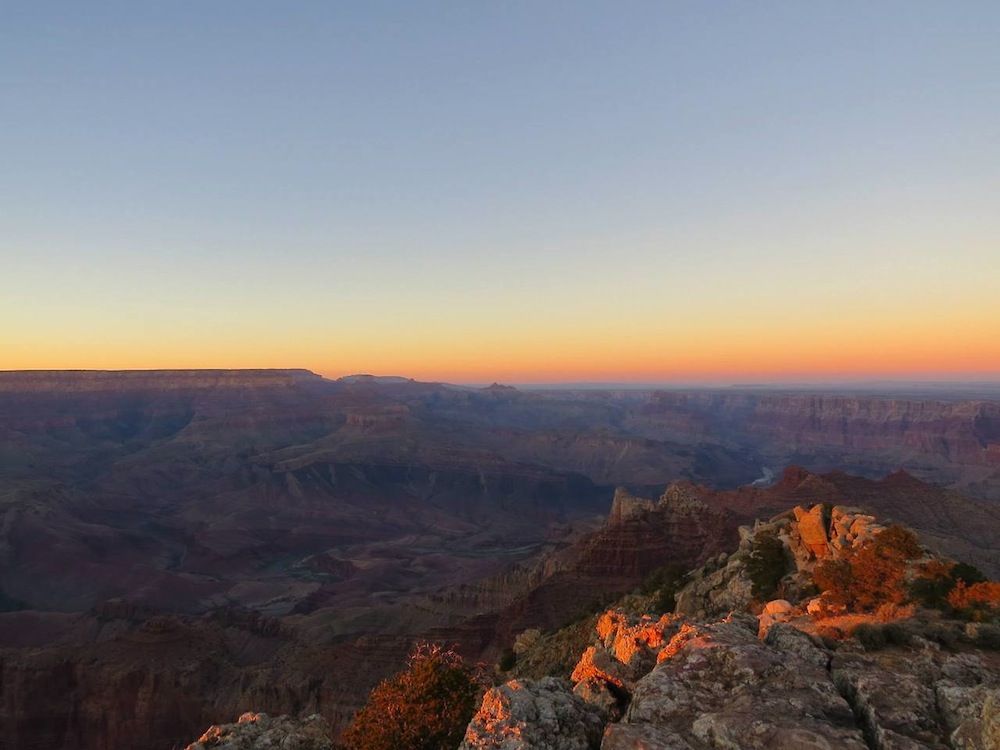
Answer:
[497, 647, 516, 672]
[853, 622, 912, 650]
[967, 623, 1000, 649]
[947, 580, 1000, 622]
[342, 643, 483, 750]
[746, 533, 789, 599]
[510, 615, 599, 680]
[639, 562, 688, 613]
[911, 559, 989, 612]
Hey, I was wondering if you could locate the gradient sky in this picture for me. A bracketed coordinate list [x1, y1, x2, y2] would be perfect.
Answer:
[3, 2, 999, 383]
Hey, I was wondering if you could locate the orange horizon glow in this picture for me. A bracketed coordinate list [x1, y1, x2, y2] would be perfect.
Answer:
[4, 308, 999, 385]
[4, 4, 1000, 389]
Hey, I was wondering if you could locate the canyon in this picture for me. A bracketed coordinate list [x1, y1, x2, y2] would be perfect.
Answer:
[0, 370, 999, 748]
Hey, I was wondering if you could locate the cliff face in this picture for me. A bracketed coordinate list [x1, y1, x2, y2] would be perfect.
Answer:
[635, 392, 1000, 496]
[430, 483, 741, 652]
[0, 609, 414, 750]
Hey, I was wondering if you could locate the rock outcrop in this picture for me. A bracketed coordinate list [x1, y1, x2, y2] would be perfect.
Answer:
[469, 606, 1000, 750]
[463, 500, 1000, 750]
[608, 488, 656, 525]
[459, 677, 604, 750]
[832, 649, 1000, 750]
[185, 712, 332, 750]
[675, 501, 891, 619]
[673, 549, 754, 619]
[620, 619, 868, 749]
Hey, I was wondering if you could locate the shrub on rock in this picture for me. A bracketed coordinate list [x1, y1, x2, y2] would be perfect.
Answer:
[746, 533, 789, 599]
[342, 643, 482, 750]
[947, 581, 1000, 622]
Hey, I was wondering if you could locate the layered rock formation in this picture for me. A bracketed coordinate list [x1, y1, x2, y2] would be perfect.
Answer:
[635, 390, 1000, 498]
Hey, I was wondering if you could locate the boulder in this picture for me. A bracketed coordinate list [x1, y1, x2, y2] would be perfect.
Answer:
[756, 599, 794, 636]
[673, 557, 753, 619]
[983, 691, 1000, 750]
[572, 647, 630, 690]
[574, 677, 621, 719]
[792, 504, 830, 560]
[618, 619, 867, 749]
[574, 610, 684, 691]
[460, 677, 605, 750]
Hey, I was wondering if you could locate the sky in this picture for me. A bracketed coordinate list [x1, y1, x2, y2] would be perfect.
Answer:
[2, 1, 999, 384]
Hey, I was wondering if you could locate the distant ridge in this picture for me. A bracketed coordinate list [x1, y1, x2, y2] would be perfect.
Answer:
[337, 374, 415, 384]
[0, 368, 325, 392]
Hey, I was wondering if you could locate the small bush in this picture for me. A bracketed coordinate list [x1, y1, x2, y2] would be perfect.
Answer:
[497, 648, 516, 672]
[970, 623, 1000, 650]
[813, 558, 854, 608]
[342, 643, 483, 750]
[876, 525, 923, 559]
[640, 563, 687, 613]
[911, 559, 991, 613]
[854, 623, 887, 650]
[951, 562, 987, 586]
[910, 559, 955, 609]
[947, 581, 1000, 622]
[920, 621, 961, 650]
[881, 622, 912, 647]
[746, 534, 789, 599]
[855, 622, 912, 650]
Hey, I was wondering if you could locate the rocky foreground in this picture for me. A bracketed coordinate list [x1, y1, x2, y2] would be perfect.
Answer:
[462, 612, 999, 749]
[457, 502, 1000, 749]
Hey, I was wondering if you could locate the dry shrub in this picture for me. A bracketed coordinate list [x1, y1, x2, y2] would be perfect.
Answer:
[746, 533, 789, 599]
[342, 643, 484, 750]
[813, 525, 921, 613]
[874, 602, 915, 622]
[947, 581, 1000, 622]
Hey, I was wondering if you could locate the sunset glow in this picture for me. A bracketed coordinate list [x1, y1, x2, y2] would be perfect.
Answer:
[3, 3, 999, 383]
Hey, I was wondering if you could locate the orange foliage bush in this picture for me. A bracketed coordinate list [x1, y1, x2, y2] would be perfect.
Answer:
[341, 643, 484, 750]
[813, 525, 922, 613]
[947, 581, 1000, 621]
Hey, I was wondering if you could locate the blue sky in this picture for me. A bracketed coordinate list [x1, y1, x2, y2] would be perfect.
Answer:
[2, 2, 999, 381]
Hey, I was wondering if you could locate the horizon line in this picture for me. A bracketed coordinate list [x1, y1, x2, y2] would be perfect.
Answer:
[3, 367, 1000, 391]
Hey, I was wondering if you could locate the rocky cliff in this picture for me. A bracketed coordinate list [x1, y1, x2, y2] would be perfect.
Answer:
[464, 614, 1000, 750]
[462, 506, 1000, 750]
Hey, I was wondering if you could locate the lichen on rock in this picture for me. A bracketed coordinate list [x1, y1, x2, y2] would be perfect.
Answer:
[184, 712, 332, 750]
